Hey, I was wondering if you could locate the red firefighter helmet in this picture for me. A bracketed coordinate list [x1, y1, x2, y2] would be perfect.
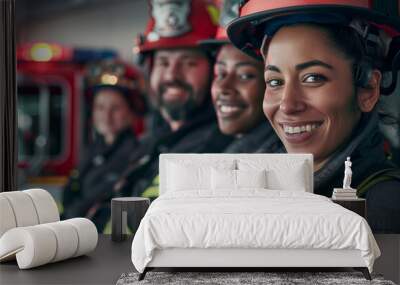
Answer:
[85, 59, 147, 115]
[134, 0, 220, 56]
[199, 0, 241, 50]
[226, 0, 400, 94]
[227, 0, 400, 59]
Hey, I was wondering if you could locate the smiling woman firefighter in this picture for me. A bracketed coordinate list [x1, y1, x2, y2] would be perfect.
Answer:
[227, 0, 400, 233]
[199, 0, 282, 153]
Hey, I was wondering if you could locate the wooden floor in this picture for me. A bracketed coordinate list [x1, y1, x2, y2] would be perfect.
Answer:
[0, 234, 398, 284]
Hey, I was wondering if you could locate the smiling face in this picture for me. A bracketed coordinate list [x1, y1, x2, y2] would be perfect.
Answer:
[263, 25, 365, 169]
[212, 44, 265, 135]
[92, 88, 134, 144]
[150, 48, 211, 124]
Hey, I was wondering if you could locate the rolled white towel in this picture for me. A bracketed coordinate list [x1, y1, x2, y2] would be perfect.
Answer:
[0, 225, 57, 268]
[0, 189, 59, 238]
[0, 191, 39, 228]
[65, 218, 98, 257]
[42, 221, 79, 262]
[23, 189, 60, 224]
[0, 218, 98, 269]
[0, 196, 17, 237]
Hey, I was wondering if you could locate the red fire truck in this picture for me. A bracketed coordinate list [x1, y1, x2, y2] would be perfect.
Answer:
[17, 42, 144, 199]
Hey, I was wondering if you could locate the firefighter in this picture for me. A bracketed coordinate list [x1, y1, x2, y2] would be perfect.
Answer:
[199, 0, 282, 153]
[62, 60, 146, 231]
[113, 0, 232, 201]
[227, 0, 400, 233]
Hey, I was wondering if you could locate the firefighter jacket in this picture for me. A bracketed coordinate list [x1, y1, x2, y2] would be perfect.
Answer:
[114, 105, 233, 201]
[223, 121, 283, 154]
[314, 111, 400, 233]
[61, 128, 138, 231]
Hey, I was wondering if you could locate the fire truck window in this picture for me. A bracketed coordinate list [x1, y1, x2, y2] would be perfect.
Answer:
[18, 84, 40, 159]
[17, 82, 66, 161]
[48, 85, 64, 156]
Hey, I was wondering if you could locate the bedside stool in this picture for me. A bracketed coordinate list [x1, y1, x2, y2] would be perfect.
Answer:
[331, 198, 366, 218]
[111, 197, 150, 242]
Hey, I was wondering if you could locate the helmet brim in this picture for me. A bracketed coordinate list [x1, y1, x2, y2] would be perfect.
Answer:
[137, 34, 206, 54]
[198, 38, 230, 54]
[227, 5, 400, 59]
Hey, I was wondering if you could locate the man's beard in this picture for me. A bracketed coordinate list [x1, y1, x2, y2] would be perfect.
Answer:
[157, 80, 199, 121]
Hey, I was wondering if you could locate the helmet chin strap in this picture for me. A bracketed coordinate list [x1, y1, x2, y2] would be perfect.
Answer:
[349, 20, 399, 95]
[260, 35, 269, 60]
[380, 36, 400, 95]
[381, 49, 400, 95]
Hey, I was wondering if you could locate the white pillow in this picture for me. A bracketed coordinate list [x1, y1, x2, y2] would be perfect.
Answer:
[211, 169, 267, 190]
[267, 161, 308, 191]
[237, 159, 309, 191]
[166, 160, 236, 192]
[237, 169, 267, 188]
[166, 162, 209, 191]
[211, 168, 236, 190]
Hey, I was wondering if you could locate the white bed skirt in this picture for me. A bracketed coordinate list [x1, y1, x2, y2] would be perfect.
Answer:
[148, 248, 366, 268]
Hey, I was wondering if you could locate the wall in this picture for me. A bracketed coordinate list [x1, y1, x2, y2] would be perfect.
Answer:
[17, 0, 148, 62]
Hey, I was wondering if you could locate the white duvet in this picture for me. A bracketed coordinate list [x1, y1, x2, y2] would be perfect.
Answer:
[131, 190, 380, 273]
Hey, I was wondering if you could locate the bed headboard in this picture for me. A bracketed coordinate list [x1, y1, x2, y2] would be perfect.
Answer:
[159, 153, 314, 195]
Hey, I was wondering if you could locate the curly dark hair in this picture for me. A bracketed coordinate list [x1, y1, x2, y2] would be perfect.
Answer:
[307, 21, 387, 89]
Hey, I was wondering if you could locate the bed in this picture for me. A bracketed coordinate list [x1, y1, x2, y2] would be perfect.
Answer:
[131, 153, 380, 280]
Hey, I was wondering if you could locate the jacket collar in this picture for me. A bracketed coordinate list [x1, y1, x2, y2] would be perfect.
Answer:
[314, 111, 390, 195]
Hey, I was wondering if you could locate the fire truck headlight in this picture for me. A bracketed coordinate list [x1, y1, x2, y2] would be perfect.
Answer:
[30, 43, 54, 62]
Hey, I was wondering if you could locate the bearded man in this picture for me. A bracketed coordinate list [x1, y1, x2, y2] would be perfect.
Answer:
[112, 0, 232, 203]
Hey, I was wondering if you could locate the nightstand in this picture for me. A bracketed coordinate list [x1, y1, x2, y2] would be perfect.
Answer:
[111, 197, 150, 242]
[331, 198, 366, 218]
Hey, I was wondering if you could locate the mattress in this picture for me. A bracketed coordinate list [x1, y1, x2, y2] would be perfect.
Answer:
[131, 190, 380, 273]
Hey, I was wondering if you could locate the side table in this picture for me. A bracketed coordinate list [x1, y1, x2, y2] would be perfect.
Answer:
[111, 197, 150, 242]
[331, 198, 366, 218]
